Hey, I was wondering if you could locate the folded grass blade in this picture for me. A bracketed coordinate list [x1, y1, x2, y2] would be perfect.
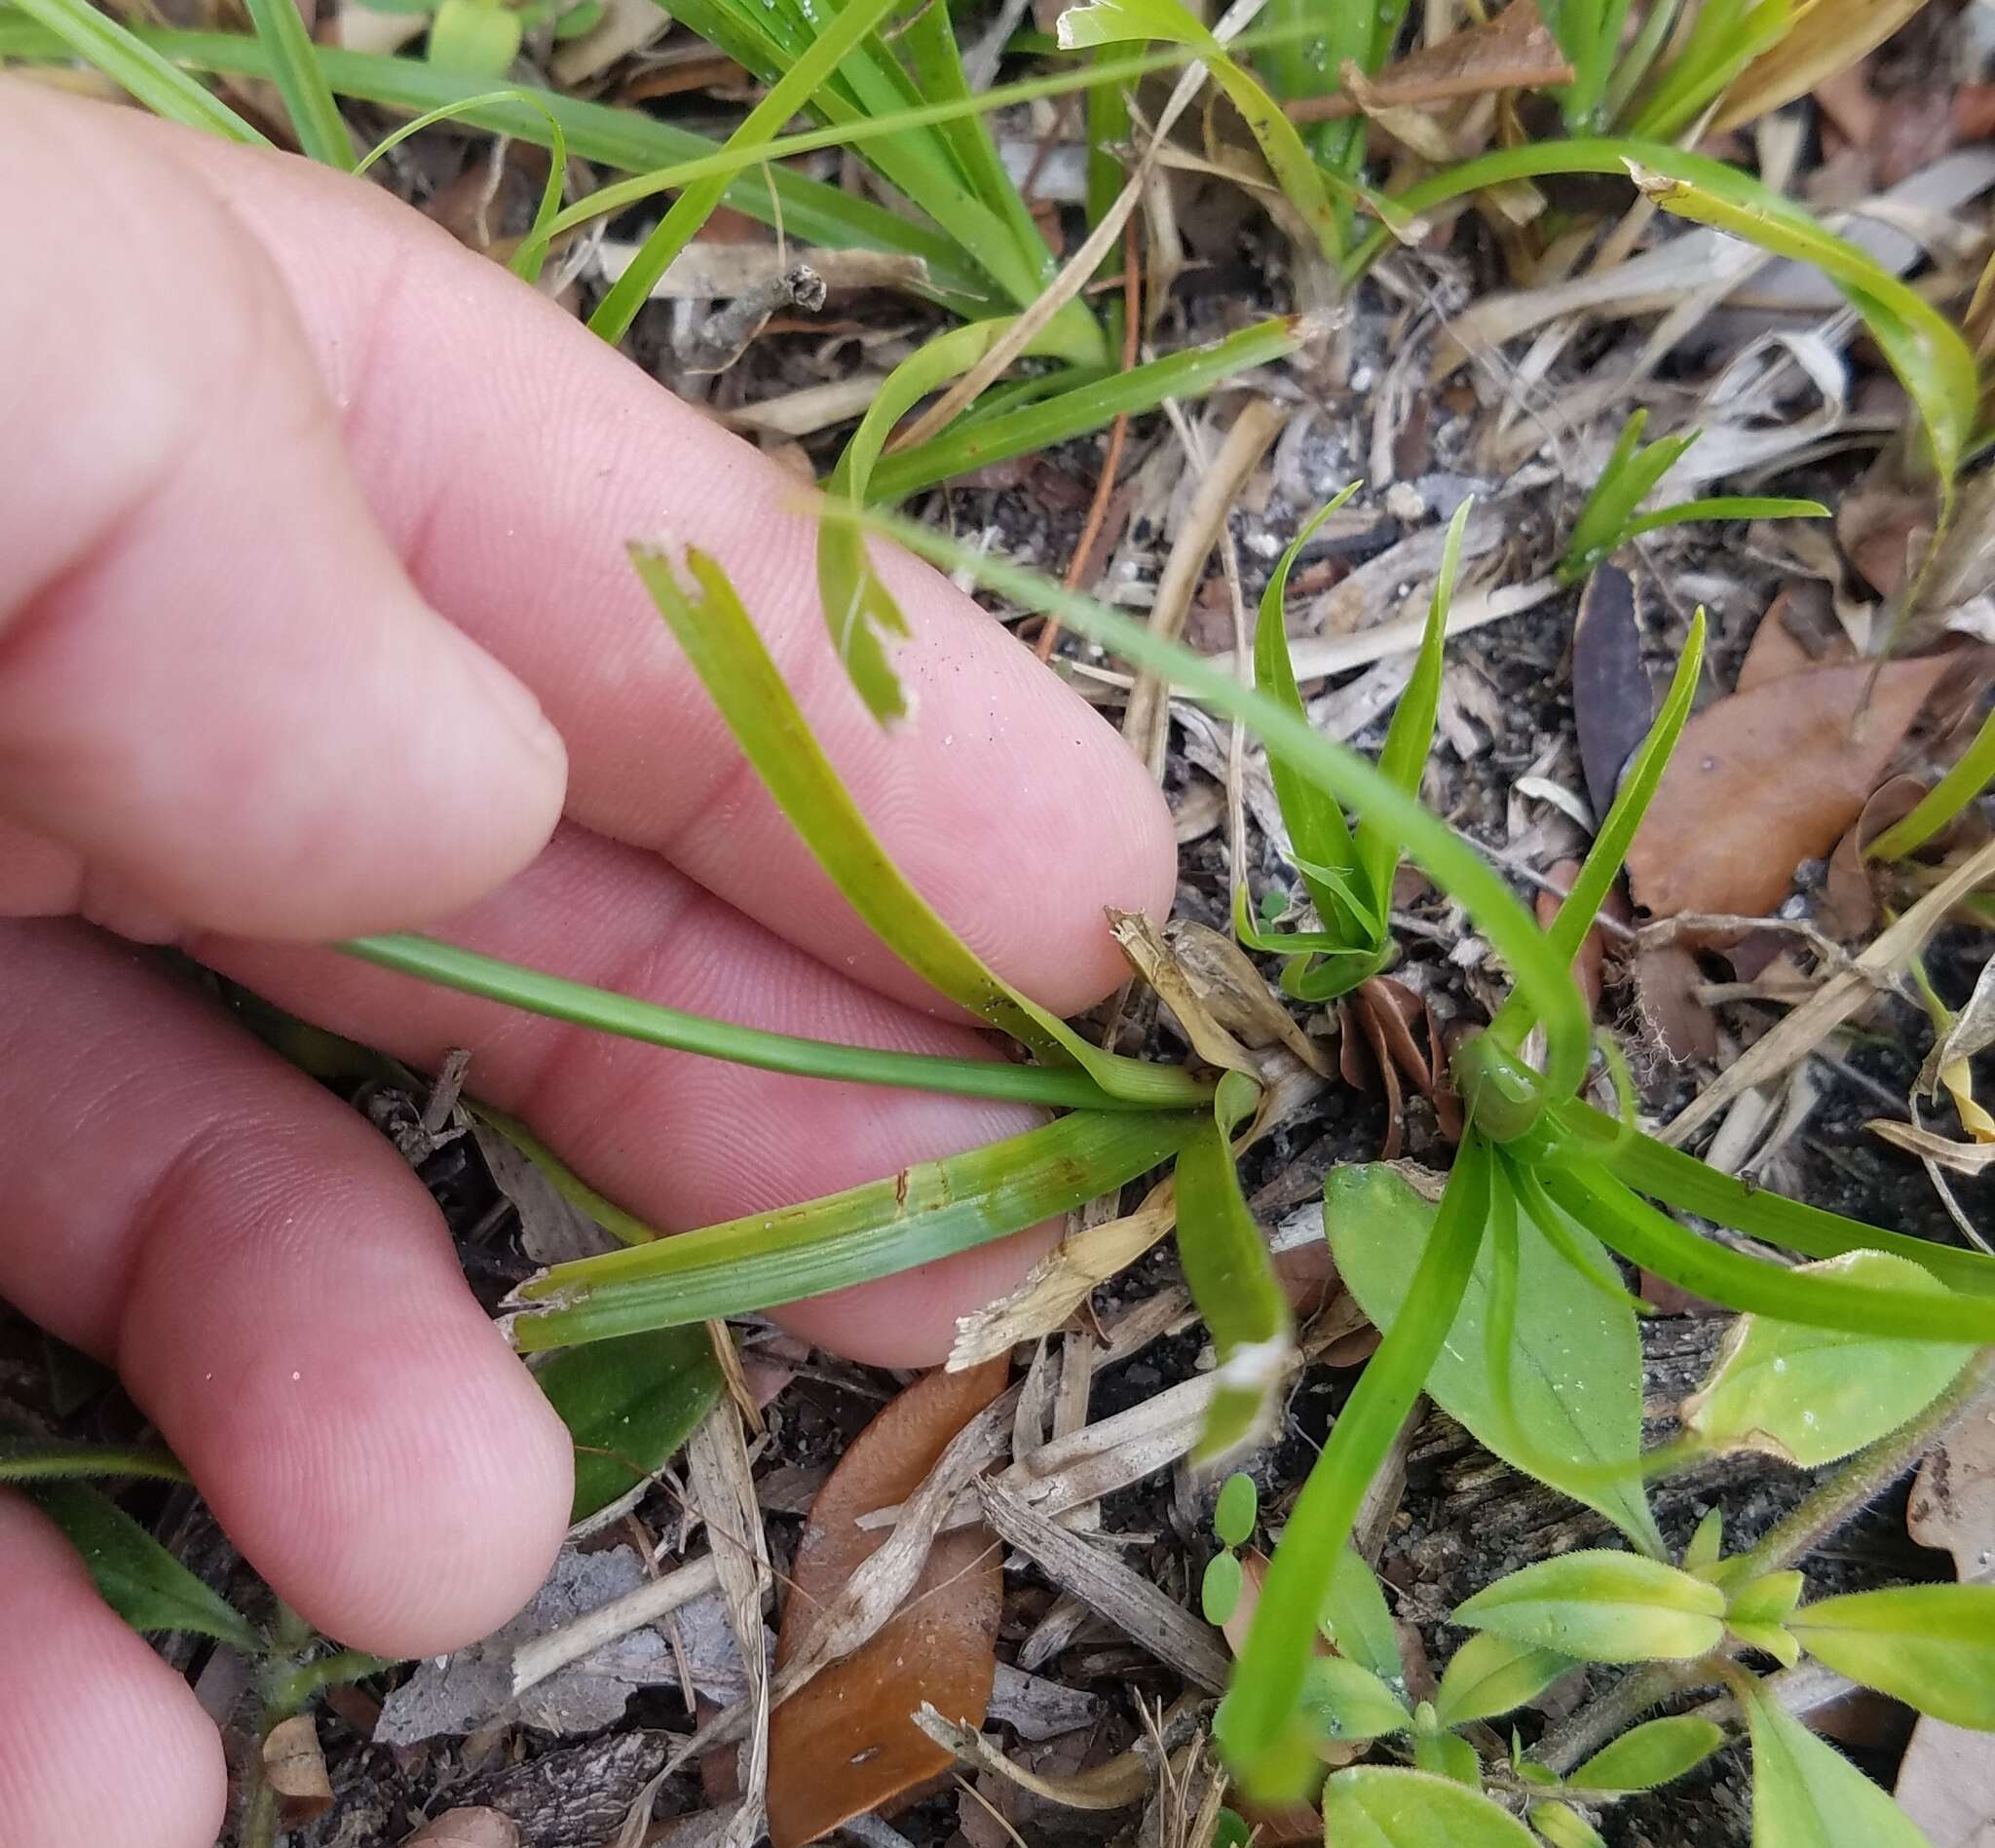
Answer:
[507, 1107, 1206, 1348]
[632, 544, 1208, 1108]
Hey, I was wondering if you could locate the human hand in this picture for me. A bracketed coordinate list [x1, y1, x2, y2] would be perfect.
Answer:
[0, 82, 1172, 1843]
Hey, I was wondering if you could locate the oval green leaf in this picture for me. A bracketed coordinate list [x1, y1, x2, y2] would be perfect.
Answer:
[1453, 1551, 1725, 1664]
[535, 1327, 723, 1524]
[1324, 1541, 1405, 1690]
[1321, 1767, 1536, 1848]
[1788, 1585, 1995, 1730]
[1325, 1163, 1662, 1553]
[1299, 1655, 1412, 1745]
[1573, 1715, 1726, 1792]
[1681, 1252, 1976, 1467]
[1203, 1550, 1245, 1626]
[1215, 1472, 1259, 1547]
[1529, 1802, 1610, 1848]
[1744, 1677, 1934, 1848]
[1434, 1630, 1576, 1728]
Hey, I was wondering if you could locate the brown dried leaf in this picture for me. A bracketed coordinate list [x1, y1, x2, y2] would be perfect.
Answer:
[1339, 977, 1461, 1157]
[1536, 859, 1608, 1018]
[1627, 655, 1954, 921]
[1839, 467, 1937, 601]
[1108, 910, 1261, 1075]
[262, 1715, 334, 1828]
[401, 1810, 522, 1848]
[1864, 1119, 1995, 1175]
[1713, 0, 1930, 134]
[1736, 585, 1857, 694]
[1285, 0, 1569, 124]
[1820, 774, 1928, 939]
[767, 1362, 1008, 1848]
[1161, 919, 1334, 1075]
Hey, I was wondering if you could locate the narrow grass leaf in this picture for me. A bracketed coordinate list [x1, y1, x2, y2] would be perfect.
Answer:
[1176, 1072, 1295, 1460]
[1453, 1551, 1725, 1663]
[828, 502, 1595, 1113]
[631, 545, 1206, 1107]
[1622, 497, 1828, 543]
[1744, 1676, 1934, 1848]
[242, 0, 353, 166]
[1788, 1586, 1995, 1730]
[1215, 1140, 1492, 1797]
[339, 932, 1166, 1112]
[536, 1327, 723, 1522]
[588, 0, 911, 344]
[1321, 1768, 1538, 1848]
[507, 1107, 1205, 1348]
[1682, 1252, 1976, 1467]
[1543, 1164, 1995, 1344]
[1326, 1161, 1661, 1553]
[29, 1481, 263, 1654]
[8, 0, 272, 142]
[1868, 702, 1995, 863]
[0, 1435, 189, 1486]
[1357, 497, 1470, 916]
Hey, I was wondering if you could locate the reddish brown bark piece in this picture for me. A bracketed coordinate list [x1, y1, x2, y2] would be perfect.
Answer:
[767, 1359, 1009, 1848]
[1627, 655, 1952, 922]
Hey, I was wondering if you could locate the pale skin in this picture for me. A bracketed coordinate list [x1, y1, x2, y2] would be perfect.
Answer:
[0, 81, 1175, 1842]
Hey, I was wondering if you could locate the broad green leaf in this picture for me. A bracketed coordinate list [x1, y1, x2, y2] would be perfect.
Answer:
[1321, 1768, 1536, 1848]
[1573, 1716, 1725, 1792]
[242, 0, 352, 166]
[1202, 1551, 1245, 1625]
[427, 0, 522, 74]
[1056, 0, 1341, 260]
[8, 0, 270, 140]
[342, 933, 1165, 1113]
[1434, 1631, 1576, 1728]
[1453, 1551, 1725, 1664]
[29, 1482, 263, 1655]
[1542, 1166, 1995, 1347]
[535, 1328, 723, 1523]
[1215, 1141, 1492, 1799]
[588, 0, 913, 343]
[1413, 1724, 1484, 1786]
[1178, 1074, 1295, 1460]
[1788, 1586, 1995, 1730]
[630, 545, 1205, 1109]
[508, 1107, 1205, 1348]
[1299, 1655, 1412, 1743]
[1354, 499, 1471, 922]
[1681, 1252, 1976, 1466]
[0, 1434, 188, 1486]
[1215, 1473, 1258, 1547]
[1530, 1802, 1610, 1848]
[1250, 485, 1372, 953]
[1324, 1543, 1405, 1690]
[1325, 1162, 1662, 1553]
[1729, 1571, 1805, 1628]
[1744, 1677, 1935, 1848]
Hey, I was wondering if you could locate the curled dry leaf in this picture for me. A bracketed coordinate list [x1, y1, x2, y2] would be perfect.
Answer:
[1863, 1120, 1995, 1176]
[262, 1715, 334, 1828]
[1284, 0, 1569, 125]
[1338, 977, 1462, 1159]
[766, 1361, 1009, 1848]
[1627, 654, 1954, 922]
[1107, 910, 1262, 1076]
[400, 1809, 522, 1848]
[1820, 775, 1927, 940]
[1160, 918, 1334, 1076]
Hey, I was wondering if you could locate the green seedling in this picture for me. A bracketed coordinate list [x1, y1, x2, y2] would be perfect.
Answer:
[1559, 409, 1827, 585]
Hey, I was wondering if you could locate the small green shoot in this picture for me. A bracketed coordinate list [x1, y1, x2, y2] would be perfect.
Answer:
[242, 0, 354, 166]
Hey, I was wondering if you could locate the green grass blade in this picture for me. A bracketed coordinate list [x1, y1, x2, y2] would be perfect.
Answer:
[508, 1106, 1205, 1346]
[338, 931, 1190, 1111]
[1866, 701, 1995, 862]
[1254, 486, 1370, 940]
[1217, 1136, 1492, 1797]
[588, 0, 912, 343]
[1569, 1104, 1995, 1298]
[825, 500, 1595, 1116]
[353, 88, 569, 283]
[870, 315, 1308, 500]
[1545, 1163, 1995, 1343]
[629, 544, 1210, 1108]
[0, 19, 1003, 306]
[8, 0, 271, 142]
[1177, 1073, 1296, 1460]
[243, 0, 353, 167]
[1620, 496, 1828, 542]
[1624, 0, 1791, 141]
[1356, 497, 1470, 916]
[0, 1435, 190, 1486]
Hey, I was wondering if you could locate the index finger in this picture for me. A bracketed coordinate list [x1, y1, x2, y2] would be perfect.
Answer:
[157, 116, 1176, 1018]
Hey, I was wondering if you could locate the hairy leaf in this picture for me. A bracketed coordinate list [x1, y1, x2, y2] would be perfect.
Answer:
[1321, 1768, 1537, 1848]
[1453, 1551, 1725, 1663]
[1788, 1586, 1995, 1731]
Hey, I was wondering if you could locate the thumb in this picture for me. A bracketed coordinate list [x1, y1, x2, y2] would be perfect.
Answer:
[0, 83, 566, 941]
